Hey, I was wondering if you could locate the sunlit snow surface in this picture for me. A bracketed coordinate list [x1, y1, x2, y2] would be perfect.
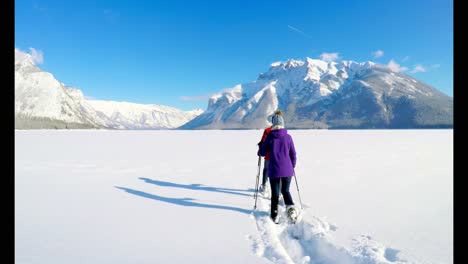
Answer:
[15, 130, 452, 264]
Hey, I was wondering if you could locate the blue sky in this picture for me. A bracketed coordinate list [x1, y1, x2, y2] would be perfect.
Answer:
[15, 0, 453, 111]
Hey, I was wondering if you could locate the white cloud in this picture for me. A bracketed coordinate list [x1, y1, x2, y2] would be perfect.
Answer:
[180, 95, 211, 101]
[30, 48, 44, 64]
[387, 59, 408, 72]
[320, 52, 340, 62]
[15, 47, 44, 65]
[410, 64, 426, 73]
[409, 63, 440, 73]
[371, 50, 384, 58]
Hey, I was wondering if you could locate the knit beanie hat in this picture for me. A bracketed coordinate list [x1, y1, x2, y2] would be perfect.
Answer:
[271, 110, 284, 127]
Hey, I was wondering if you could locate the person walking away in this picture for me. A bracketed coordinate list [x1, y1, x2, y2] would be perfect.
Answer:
[257, 124, 273, 196]
[258, 110, 297, 224]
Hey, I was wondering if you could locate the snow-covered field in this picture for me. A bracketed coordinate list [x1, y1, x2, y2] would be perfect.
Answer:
[15, 129, 452, 264]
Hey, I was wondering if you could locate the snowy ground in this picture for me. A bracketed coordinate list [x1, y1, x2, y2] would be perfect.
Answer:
[15, 129, 452, 264]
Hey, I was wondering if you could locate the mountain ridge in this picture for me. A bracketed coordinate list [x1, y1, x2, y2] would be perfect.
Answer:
[15, 49, 203, 129]
[180, 57, 452, 129]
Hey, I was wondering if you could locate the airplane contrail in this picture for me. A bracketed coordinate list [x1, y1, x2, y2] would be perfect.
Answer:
[287, 25, 313, 39]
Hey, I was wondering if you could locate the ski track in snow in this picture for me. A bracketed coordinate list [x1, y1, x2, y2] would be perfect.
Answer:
[249, 194, 422, 264]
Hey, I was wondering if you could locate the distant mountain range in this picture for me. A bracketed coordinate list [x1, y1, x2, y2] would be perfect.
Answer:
[15, 49, 203, 129]
[181, 58, 453, 129]
[15, 49, 452, 129]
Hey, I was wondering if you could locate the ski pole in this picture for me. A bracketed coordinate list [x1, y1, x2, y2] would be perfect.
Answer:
[293, 169, 303, 210]
[254, 156, 262, 209]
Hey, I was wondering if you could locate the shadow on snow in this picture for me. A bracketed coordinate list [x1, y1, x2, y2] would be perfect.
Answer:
[138, 177, 254, 197]
[115, 186, 256, 215]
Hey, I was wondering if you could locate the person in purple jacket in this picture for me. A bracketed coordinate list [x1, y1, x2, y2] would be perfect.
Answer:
[258, 110, 297, 224]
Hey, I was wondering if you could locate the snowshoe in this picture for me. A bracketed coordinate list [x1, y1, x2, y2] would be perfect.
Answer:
[272, 215, 280, 224]
[287, 206, 298, 224]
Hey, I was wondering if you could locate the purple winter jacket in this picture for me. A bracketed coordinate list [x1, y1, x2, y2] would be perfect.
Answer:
[258, 128, 296, 178]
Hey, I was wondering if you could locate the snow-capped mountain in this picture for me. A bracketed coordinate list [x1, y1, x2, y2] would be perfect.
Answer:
[15, 49, 203, 129]
[180, 58, 453, 129]
[15, 49, 101, 128]
[87, 100, 203, 129]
